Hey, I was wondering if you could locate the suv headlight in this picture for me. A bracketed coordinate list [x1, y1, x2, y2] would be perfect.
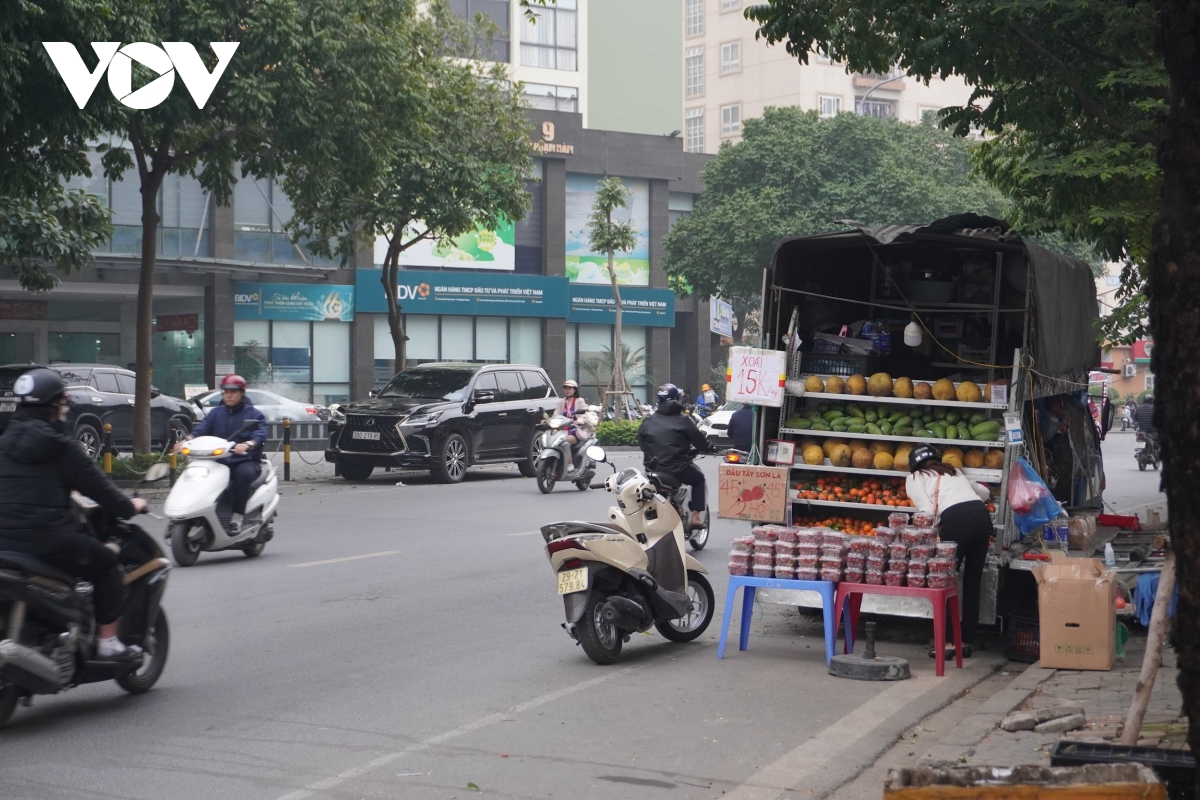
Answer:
[328, 404, 345, 422]
[406, 411, 443, 427]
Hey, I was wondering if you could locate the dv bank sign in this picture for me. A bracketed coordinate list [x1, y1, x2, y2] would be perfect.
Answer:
[42, 42, 239, 109]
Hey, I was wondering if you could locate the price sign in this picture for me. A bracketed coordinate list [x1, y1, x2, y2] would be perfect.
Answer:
[725, 346, 787, 408]
[717, 464, 790, 522]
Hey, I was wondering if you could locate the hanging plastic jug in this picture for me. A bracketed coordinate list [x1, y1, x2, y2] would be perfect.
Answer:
[1104, 542, 1117, 567]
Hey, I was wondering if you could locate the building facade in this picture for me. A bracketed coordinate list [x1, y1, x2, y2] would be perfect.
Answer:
[0, 110, 713, 406]
[681, 0, 975, 154]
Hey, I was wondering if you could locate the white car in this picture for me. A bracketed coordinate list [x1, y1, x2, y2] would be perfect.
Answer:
[192, 388, 326, 423]
[697, 401, 744, 443]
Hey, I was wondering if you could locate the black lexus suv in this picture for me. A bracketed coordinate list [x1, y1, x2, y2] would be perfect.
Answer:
[0, 363, 195, 457]
[325, 363, 560, 483]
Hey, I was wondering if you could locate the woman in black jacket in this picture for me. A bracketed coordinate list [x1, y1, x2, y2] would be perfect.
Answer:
[0, 369, 147, 659]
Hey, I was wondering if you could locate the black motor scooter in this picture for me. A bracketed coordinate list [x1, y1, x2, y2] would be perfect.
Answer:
[0, 464, 172, 727]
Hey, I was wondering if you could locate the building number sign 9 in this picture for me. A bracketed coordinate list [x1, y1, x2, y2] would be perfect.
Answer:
[725, 346, 786, 408]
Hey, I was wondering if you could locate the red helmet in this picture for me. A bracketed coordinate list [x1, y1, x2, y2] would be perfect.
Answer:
[219, 374, 247, 391]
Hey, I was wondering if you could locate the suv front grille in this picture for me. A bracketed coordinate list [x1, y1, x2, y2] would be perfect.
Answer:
[339, 415, 408, 453]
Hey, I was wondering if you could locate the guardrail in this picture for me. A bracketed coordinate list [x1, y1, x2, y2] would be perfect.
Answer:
[265, 420, 327, 452]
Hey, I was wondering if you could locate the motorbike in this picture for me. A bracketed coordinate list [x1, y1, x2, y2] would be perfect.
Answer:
[535, 410, 601, 493]
[542, 446, 715, 665]
[1135, 430, 1161, 471]
[644, 451, 711, 551]
[164, 419, 279, 566]
[0, 464, 173, 727]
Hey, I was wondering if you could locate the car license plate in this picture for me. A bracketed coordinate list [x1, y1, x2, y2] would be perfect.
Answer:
[556, 567, 588, 595]
[352, 430, 381, 440]
[0, 402, 14, 413]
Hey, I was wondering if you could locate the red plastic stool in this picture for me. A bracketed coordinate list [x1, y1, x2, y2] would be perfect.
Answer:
[833, 583, 963, 677]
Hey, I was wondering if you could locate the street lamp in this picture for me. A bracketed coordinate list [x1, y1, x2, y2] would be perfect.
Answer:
[857, 74, 905, 115]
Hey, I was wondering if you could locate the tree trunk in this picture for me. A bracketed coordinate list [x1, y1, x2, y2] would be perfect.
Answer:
[1121, 550, 1176, 745]
[606, 213, 627, 418]
[132, 167, 164, 454]
[1150, 1, 1200, 790]
[381, 256, 406, 372]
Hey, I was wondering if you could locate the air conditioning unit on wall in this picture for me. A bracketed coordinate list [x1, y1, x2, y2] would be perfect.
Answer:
[1123, 363, 1137, 378]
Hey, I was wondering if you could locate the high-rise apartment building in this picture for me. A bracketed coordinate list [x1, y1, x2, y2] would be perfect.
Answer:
[681, 0, 974, 153]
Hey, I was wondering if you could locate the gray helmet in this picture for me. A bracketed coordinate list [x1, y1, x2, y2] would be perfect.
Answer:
[908, 443, 940, 472]
[14, 368, 65, 405]
[1143, 393, 1153, 404]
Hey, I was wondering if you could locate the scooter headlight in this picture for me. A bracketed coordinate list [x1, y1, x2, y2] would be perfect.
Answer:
[182, 466, 210, 480]
[211, 447, 226, 456]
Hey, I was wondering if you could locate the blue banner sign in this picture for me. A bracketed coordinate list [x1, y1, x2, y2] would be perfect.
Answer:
[234, 283, 355, 321]
[566, 285, 675, 327]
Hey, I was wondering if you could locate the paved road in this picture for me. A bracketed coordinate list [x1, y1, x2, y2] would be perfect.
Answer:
[0, 453, 999, 800]
[1098, 428, 1166, 517]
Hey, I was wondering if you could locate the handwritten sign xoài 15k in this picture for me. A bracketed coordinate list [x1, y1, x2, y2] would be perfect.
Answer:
[725, 346, 787, 407]
[717, 464, 790, 522]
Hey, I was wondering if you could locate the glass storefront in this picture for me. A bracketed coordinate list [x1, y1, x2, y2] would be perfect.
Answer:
[566, 323, 650, 403]
[49, 333, 121, 365]
[0, 332, 34, 363]
[234, 319, 350, 405]
[372, 315, 543, 386]
[151, 325, 205, 399]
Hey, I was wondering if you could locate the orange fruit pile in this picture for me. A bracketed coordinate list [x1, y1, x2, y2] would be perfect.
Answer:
[793, 474, 914, 508]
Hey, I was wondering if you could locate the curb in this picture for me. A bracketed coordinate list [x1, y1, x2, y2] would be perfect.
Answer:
[919, 662, 1057, 765]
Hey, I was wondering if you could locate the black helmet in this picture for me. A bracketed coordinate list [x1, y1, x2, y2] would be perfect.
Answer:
[656, 383, 680, 404]
[1143, 393, 1153, 404]
[908, 443, 940, 472]
[13, 368, 65, 405]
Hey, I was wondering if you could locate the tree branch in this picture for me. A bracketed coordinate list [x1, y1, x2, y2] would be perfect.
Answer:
[1008, 21, 1155, 146]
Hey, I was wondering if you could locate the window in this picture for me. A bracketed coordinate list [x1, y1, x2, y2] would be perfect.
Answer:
[819, 95, 842, 118]
[115, 372, 136, 395]
[519, 370, 551, 400]
[449, 0, 510, 62]
[920, 107, 943, 126]
[855, 98, 895, 118]
[93, 371, 120, 394]
[720, 41, 740, 73]
[685, 107, 704, 153]
[1145, 373, 1155, 391]
[720, 103, 741, 135]
[520, 0, 577, 71]
[496, 371, 524, 402]
[521, 83, 578, 112]
[686, 0, 703, 36]
[669, 192, 694, 229]
[475, 317, 508, 362]
[685, 47, 704, 97]
[720, 0, 740, 10]
[474, 373, 497, 394]
[233, 176, 335, 267]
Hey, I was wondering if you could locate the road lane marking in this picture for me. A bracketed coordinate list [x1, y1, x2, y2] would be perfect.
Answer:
[719, 673, 950, 800]
[276, 665, 637, 800]
[289, 551, 399, 568]
[507, 530, 541, 537]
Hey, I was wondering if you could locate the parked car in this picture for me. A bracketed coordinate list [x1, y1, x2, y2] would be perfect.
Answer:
[697, 401, 744, 444]
[0, 363, 195, 457]
[325, 363, 560, 483]
[192, 388, 327, 423]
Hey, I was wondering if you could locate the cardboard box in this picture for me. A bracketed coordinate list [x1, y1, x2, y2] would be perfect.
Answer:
[1033, 557, 1116, 670]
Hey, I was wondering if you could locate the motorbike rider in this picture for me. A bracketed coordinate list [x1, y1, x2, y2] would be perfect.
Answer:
[1135, 393, 1158, 454]
[696, 383, 719, 415]
[0, 368, 148, 659]
[556, 380, 591, 472]
[726, 404, 754, 453]
[174, 375, 266, 533]
[638, 383, 715, 528]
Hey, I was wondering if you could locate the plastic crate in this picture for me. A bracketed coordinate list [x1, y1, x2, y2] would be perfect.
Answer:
[797, 351, 879, 378]
[1050, 741, 1194, 800]
[1004, 612, 1040, 663]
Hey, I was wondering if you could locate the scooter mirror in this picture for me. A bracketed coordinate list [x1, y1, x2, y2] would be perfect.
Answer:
[142, 463, 170, 482]
[241, 419, 261, 431]
[585, 445, 607, 463]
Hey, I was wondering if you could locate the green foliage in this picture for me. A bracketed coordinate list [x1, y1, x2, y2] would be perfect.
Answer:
[586, 177, 638, 263]
[745, 0, 1164, 344]
[579, 345, 651, 394]
[98, 453, 186, 481]
[0, 188, 112, 290]
[596, 419, 641, 447]
[663, 109, 1004, 306]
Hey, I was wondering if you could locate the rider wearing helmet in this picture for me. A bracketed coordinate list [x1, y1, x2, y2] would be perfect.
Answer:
[1135, 393, 1156, 436]
[697, 383, 719, 413]
[174, 375, 267, 533]
[637, 384, 714, 528]
[0, 368, 148, 659]
[905, 443, 992, 658]
[557, 380, 590, 471]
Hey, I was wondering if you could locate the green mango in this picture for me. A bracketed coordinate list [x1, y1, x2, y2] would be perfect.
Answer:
[894, 416, 913, 429]
[811, 421, 831, 431]
[823, 409, 844, 421]
[914, 428, 933, 437]
[832, 422, 849, 432]
[818, 402, 830, 413]
[865, 411, 878, 423]
[931, 423, 947, 439]
[893, 426, 913, 436]
[974, 431, 999, 441]
[969, 412, 987, 426]
[945, 410, 960, 424]
[970, 420, 1001, 436]
[866, 423, 883, 435]
[785, 417, 810, 429]
[879, 421, 893, 435]
[944, 425, 959, 440]
[957, 422, 971, 439]
[846, 423, 867, 434]
[849, 406, 866, 418]
[934, 409, 947, 420]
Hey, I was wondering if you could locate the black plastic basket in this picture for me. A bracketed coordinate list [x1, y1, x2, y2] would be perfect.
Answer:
[1050, 741, 1195, 800]
[798, 351, 879, 378]
[1004, 613, 1040, 663]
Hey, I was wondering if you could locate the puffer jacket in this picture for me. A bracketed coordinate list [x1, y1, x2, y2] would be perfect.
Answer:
[0, 415, 136, 542]
[637, 399, 713, 473]
[191, 398, 267, 465]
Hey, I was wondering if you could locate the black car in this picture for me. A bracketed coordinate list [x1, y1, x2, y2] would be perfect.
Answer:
[0, 363, 196, 457]
[325, 363, 560, 483]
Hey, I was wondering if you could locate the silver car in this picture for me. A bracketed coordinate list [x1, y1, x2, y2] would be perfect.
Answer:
[192, 388, 326, 422]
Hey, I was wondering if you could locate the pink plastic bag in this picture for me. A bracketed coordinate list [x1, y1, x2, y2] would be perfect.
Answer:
[1007, 456, 1049, 513]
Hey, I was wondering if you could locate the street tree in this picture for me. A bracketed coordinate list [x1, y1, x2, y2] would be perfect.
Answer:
[284, 3, 532, 369]
[746, 0, 1200, 773]
[586, 177, 639, 416]
[663, 109, 1004, 339]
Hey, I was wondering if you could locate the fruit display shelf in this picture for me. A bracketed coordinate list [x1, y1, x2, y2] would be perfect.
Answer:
[779, 427, 1005, 449]
[787, 383, 1007, 411]
[790, 462, 1003, 483]
[788, 491, 912, 513]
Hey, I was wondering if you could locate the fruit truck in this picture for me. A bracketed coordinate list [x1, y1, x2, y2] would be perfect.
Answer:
[752, 213, 1104, 626]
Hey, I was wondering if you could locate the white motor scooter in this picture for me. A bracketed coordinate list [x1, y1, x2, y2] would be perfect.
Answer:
[163, 420, 279, 566]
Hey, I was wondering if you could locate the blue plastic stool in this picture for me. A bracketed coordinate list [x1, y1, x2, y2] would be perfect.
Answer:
[716, 576, 844, 665]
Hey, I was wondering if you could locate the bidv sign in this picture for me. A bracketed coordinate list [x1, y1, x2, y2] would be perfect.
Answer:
[42, 42, 239, 110]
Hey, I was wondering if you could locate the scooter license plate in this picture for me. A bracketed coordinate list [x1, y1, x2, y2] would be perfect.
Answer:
[1134, 441, 1145, 450]
[556, 567, 588, 595]
[0, 402, 14, 413]
[352, 431, 381, 440]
